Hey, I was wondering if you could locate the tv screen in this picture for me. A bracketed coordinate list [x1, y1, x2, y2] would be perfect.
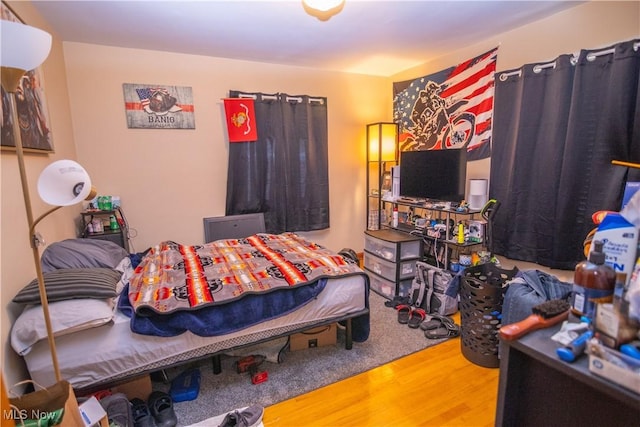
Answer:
[399, 149, 467, 202]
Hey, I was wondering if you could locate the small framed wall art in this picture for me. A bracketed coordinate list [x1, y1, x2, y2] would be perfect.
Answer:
[1, 1, 55, 153]
[122, 83, 195, 129]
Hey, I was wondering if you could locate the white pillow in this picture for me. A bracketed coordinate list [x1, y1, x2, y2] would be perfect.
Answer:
[11, 298, 115, 356]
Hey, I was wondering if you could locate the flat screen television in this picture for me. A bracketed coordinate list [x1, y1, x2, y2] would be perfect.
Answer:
[399, 149, 467, 203]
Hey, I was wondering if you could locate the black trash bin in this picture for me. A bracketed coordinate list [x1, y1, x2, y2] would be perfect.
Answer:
[459, 263, 518, 368]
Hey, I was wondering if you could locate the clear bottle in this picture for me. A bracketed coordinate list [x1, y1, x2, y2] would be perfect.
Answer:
[391, 206, 398, 228]
[570, 240, 616, 318]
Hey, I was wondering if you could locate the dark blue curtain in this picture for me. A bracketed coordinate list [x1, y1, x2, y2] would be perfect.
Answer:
[491, 39, 640, 270]
[225, 91, 329, 234]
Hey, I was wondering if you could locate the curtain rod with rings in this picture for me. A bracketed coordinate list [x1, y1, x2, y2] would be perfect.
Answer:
[533, 61, 556, 73]
[236, 93, 324, 103]
[499, 40, 640, 81]
[587, 40, 639, 61]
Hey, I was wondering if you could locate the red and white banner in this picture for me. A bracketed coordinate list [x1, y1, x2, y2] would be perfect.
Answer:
[223, 98, 258, 142]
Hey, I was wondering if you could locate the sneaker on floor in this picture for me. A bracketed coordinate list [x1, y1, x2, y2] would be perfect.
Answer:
[217, 405, 264, 427]
[130, 398, 155, 427]
[148, 391, 178, 427]
[100, 393, 133, 427]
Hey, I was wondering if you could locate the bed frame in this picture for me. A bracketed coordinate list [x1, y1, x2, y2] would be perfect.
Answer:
[78, 309, 367, 395]
[22, 273, 369, 394]
[20, 231, 369, 394]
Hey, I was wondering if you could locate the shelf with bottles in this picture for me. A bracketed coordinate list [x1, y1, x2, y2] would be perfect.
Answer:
[381, 196, 481, 215]
[380, 200, 482, 233]
[79, 207, 129, 251]
[379, 201, 486, 270]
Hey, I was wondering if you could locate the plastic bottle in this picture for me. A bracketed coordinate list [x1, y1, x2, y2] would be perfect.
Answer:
[110, 215, 119, 230]
[392, 206, 399, 228]
[570, 240, 616, 318]
[457, 222, 465, 244]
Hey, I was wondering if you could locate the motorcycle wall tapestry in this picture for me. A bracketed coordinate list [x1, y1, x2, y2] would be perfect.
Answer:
[393, 48, 497, 161]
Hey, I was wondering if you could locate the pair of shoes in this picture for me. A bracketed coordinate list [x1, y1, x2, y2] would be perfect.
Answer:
[396, 305, 426, 328]
[420, 314, 450, 331]
[99, 393, 133, 427]
[130, 398, 155, 427]
[396, 304, 411, 324]
[423, 316, 460, 339]
[384, 295, 411, 308]
[407, 308, 427, 328]
[218, 405, 264, 427]
[148, 391, 178, 427]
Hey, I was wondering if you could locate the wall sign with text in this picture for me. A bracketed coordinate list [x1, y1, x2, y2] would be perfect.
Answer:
[123, 83, 195, 129]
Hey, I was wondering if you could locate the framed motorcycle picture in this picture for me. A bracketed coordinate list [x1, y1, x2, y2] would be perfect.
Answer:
[1, 1, 55, 153]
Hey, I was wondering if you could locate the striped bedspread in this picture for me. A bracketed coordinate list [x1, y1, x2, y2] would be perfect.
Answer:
[128, 233, 363, 317]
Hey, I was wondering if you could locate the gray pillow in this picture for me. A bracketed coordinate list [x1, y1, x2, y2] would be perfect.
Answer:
[13, 268, 122, 304]
[40, 238, 129, 273]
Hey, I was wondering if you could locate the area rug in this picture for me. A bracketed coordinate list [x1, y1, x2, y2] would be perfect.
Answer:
[157, 291, 452, 426]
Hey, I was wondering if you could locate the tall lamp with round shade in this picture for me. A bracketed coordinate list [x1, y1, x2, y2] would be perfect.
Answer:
[1, 20, 96, 384]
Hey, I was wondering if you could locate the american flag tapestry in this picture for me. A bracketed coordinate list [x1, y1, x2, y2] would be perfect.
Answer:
[393, 48, 497, 161]
[123, 83, 195, 129]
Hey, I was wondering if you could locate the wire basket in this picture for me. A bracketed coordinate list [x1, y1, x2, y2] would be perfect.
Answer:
[459, 264, 518, 368]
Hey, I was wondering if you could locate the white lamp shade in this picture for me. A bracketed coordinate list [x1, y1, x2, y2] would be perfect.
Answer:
[37, 160, 92, 206]
[303, 0, 344, 12]
[0, 20, 52, 71]
[302, 0, 345, 20]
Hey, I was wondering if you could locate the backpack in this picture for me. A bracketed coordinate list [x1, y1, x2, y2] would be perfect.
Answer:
[409, 261, 458, 316]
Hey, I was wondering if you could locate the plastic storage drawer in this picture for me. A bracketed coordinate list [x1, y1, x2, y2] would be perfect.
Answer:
[366, 270, 412, 299]
[364, 229, 422, 261]
[364, 252, 417, 282]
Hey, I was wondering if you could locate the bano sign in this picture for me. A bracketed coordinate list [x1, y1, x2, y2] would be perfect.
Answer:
[123, 83, 196, 129]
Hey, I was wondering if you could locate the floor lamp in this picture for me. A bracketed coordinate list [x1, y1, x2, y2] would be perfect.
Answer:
[1, 20, 96, 383]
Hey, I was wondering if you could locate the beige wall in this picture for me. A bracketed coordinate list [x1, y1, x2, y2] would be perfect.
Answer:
[63, 44, 389, 254]
[2, 0, 638, 386]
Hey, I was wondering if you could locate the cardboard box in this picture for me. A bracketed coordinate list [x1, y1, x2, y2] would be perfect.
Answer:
[588, 338, 640, 394]
[467, 220, 486, 243]
[289, 324, 337, 351]
[111, 374, 152, 401]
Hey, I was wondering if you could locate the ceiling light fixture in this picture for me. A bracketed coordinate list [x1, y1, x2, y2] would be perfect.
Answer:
[302, 0, 345, 21]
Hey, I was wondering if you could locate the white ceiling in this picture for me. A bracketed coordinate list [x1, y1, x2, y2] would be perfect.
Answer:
[30, 0, 585, 76]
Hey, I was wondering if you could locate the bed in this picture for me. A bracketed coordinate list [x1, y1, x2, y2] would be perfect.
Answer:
[11, 234, 370, 393]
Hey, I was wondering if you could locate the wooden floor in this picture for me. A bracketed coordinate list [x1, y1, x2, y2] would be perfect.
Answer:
[264, 313, 500, 426]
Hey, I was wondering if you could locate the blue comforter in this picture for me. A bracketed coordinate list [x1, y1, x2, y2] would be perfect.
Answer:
[118, 278, 370, 341]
